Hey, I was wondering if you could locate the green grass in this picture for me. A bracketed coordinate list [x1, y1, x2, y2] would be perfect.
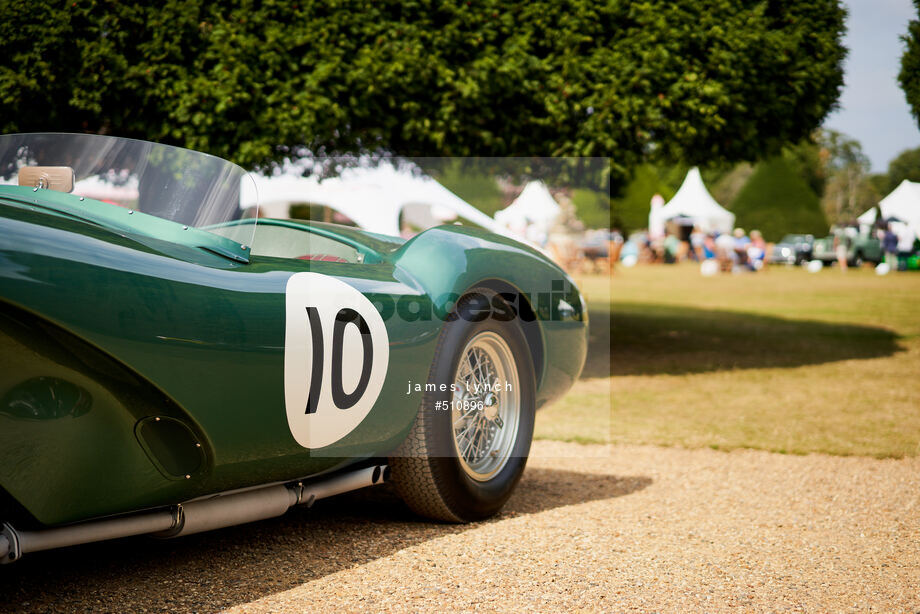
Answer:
[535, 265, 920, 458]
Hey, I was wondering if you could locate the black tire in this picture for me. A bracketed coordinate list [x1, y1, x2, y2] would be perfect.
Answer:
[852, 252, 864, 268]
[388, 288, 536, 522]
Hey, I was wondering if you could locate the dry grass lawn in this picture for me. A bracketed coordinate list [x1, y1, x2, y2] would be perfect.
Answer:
[535, 264, 920, 458]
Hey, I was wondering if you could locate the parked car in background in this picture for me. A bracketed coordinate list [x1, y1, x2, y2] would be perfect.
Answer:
[769, 234, 814, 265]
[811, 225, 882, 266]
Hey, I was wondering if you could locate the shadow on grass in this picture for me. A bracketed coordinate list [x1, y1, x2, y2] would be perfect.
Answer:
[0, 468, 650, 613]
[582, 303, 902, 378]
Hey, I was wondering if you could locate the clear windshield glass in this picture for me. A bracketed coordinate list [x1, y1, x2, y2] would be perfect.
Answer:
[0, 133, 257, 255]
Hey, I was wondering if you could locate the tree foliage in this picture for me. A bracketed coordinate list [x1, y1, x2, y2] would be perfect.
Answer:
[781, 138, 826, 196]
[709, 162, 755, 208]
[611, 128, 874, 235]
[815, 129, 879, 224]
[0, 0, 846, 177]
[611, 164, 675, 234]
[434, 159, 507, 217]
[571, 188, 611, 230]
[884, 147, 920, 191]
[900, 0, 920, 127]
[729, 156, 827, 241]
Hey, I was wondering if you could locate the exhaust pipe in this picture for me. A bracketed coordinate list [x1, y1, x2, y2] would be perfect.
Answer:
[294, 464, 389, 507]
[1, 510, 177, 562]
[0, 464, 387, 564]
[155, 485, 297, 538]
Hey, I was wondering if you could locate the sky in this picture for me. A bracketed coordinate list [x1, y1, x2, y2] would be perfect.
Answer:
[824, 0, 920, 172]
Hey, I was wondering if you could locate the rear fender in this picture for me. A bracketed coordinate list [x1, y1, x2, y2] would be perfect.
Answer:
[0, 300, 212, 526]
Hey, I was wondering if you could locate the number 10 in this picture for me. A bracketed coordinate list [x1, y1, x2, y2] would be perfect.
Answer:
[304, 307, 374, 414]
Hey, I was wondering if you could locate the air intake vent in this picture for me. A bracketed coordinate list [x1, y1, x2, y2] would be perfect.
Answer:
[135, 417, 204, 480]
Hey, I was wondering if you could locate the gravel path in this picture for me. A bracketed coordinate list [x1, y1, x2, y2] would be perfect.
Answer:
[2, 441, 917, 613]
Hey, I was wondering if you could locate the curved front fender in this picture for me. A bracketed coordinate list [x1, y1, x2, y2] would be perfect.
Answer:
[390, 225, 588, 409]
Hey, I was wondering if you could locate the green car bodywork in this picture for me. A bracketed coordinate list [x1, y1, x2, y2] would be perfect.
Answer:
[0, 184, 587, 527]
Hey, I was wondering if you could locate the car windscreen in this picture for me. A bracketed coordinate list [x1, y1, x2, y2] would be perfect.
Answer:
[0, 132, 257, 254]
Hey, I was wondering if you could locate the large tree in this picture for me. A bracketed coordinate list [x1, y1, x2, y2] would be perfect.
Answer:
[0, 0, 846, 182]
[900, 0, 920, 126]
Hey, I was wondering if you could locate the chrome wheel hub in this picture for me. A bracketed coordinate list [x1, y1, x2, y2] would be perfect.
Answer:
[451, 331, 521, 481]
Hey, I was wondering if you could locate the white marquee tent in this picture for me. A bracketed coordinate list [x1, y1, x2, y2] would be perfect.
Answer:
[494, 181, 562, 230]
[240, 161, 512, 239]
[857, 179, 920, 235]
[648, 167, 735, 234]
[72, 175, 139, 204]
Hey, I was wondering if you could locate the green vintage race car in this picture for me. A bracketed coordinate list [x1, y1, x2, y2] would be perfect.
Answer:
[0, 133, 587, 564]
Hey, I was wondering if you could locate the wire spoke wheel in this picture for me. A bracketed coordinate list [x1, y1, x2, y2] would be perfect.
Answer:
[389, 288, 536, 522]
[451, 331, 521, 481]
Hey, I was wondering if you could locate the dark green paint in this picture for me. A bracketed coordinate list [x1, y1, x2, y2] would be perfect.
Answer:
[0, 186, 251, 263]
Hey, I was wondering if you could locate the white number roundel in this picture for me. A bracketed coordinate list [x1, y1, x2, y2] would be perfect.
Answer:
[284, 272, 389, 448]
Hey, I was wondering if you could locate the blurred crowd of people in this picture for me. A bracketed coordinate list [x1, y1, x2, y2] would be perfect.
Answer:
[548, 221, 920, 276]
[622, 227, 768, 272]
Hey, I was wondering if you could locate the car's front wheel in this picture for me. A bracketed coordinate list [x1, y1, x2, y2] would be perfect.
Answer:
[389, 289, 536, 522]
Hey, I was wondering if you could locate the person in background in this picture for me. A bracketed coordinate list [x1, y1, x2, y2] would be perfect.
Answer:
[663, 233, 680, 264]
[833, 226, 849, 271]
[703, 233, 716, 260]
[715, 231, 736, 271]
[648, 193, 666, 240]
[747, 229, 766, 270]
[609, 229, 624, 273]
[896, 222, 917, 271]
[642, 234, 655, 263]
[883, 222, 899, 270]
[733, 228, 750, 268]
[689, 226, 705, 261]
